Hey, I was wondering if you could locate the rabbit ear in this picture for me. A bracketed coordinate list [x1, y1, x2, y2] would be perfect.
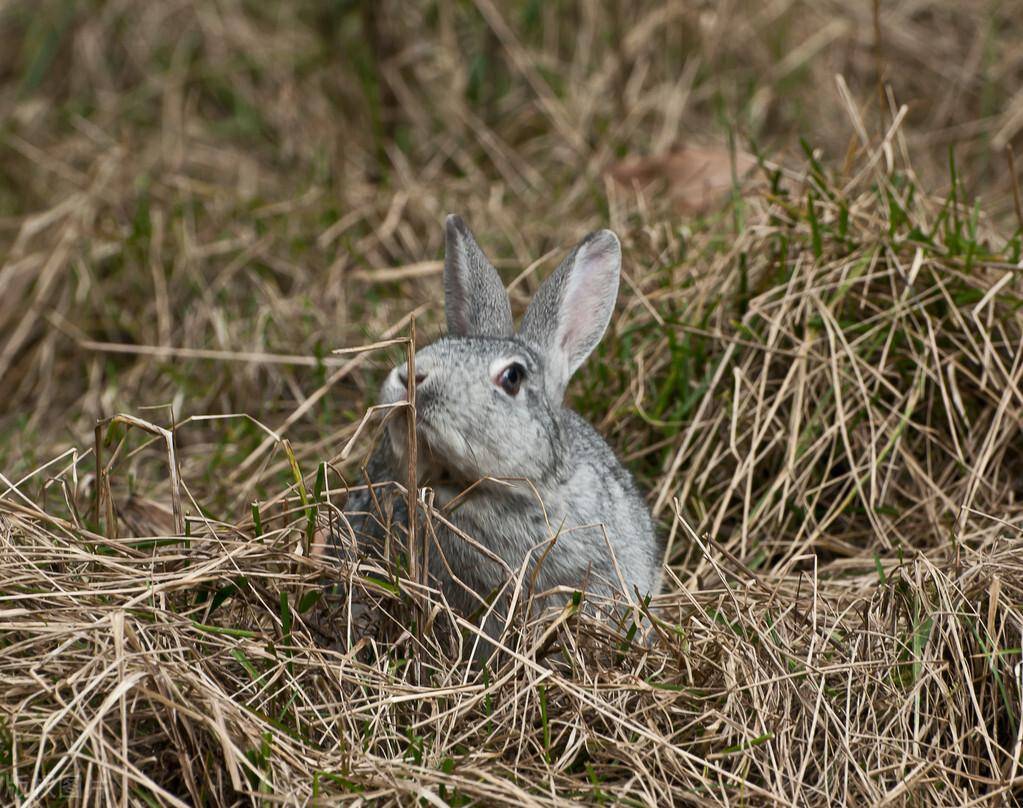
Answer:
[443, 214, 514, 338]
[519, 229, 621, 400]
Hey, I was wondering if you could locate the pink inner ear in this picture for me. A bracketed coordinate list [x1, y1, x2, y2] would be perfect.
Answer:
[557, 236, 620, 371]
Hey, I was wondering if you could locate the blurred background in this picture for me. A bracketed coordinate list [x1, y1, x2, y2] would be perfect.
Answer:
[1, 0, 1022, 529]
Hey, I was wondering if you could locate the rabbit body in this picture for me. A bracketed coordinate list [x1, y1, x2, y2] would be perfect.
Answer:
[340, 216, 660, 635]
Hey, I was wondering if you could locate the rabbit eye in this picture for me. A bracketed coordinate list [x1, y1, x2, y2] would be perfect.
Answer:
[496, 362, 526, 396]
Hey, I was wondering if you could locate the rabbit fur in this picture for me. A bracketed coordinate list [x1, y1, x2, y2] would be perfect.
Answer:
[337, 215, 660, 645]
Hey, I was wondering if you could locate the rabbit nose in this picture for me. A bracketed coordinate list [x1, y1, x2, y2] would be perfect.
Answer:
[396, 367, 428, 386]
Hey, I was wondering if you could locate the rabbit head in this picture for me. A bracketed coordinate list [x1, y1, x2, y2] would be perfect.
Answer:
[379, 215, 621, 491]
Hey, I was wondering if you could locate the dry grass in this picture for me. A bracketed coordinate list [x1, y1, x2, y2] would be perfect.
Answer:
[2, 1, 1023, 805]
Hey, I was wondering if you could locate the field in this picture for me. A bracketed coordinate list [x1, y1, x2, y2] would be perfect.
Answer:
[2, 1, 1023, 805]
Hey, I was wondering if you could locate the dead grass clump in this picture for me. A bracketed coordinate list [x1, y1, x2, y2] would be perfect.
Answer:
[1, 489, 1021, 804]
[615, 141, 1023, 570]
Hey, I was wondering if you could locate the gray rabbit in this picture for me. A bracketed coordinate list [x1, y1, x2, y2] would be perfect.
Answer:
[336, 215, 660, 649]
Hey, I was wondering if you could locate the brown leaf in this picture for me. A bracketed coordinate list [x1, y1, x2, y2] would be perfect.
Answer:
[119, 494, 177, 537]
[608, 144, 763, 215]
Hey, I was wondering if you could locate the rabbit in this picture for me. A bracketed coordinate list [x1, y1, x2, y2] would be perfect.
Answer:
[334, 215, 660, 653]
